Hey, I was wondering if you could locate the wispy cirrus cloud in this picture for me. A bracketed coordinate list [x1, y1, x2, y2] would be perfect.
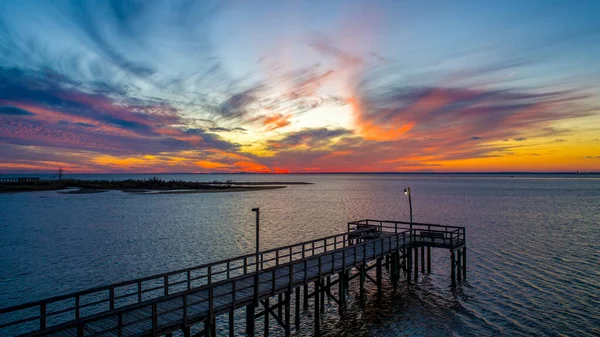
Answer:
[1, 1, 600, 173]
[0, 67, 240, 157]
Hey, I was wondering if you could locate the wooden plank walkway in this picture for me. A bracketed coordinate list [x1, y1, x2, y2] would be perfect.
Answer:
[29, 233, 411, 336]
[0, 220, 466, 337]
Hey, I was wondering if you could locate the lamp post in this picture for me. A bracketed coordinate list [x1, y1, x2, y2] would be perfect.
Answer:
[251, 207, 260, 268]
[251, 208, 260, 307]
[404, 188, 413, 231]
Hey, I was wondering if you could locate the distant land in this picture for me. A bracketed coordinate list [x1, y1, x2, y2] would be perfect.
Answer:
[0, 178, 311, 194]
[1, 171, 600, 175]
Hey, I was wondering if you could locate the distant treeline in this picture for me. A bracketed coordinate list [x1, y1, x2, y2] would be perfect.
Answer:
[0, 177, 311, 193]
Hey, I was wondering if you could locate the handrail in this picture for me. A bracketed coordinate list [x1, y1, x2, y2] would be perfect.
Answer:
[20, 230, 411, 337]
[0, 227, 377, 334]
[348, 219, 466, 230]
[348, 220, 466, 249]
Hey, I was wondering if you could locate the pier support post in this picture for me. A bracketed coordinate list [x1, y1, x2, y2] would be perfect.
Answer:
[278, 293, 283, 319]
[338, 271, 346, 309]
[285, 291, 291, 337]
[303, 284, 309, 309]
[462, 247, 467, 279]
[344, 271, 349, 291]
[427, 246, 431, 274]
[421, 245, 425, 274]
[314, 281, 320, 335]
[320, 281, 325, 313]
[450, 250, 456, 287]
[246, 305, 255, 336]
[414, 246, 419, 283]
[391, 253, 399, 284]
[183, 327, 191, 337]
[295, 287, 301, 327]
[359, 264, 366, 305]
[376, 257, 383, 295]
[229, 310, 235, 337]
[457, 249, 462, 282]
[407, 247, 412, 283]
[206, 287, 215, 337]
[264, 297, 269, 337]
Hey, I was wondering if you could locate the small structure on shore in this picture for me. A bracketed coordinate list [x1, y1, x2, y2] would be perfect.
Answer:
[0, 177, 41, 184]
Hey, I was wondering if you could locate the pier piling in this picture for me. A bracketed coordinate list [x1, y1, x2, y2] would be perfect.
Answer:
[462, 247, 467, 279]
[450, 250, 456, 287]
[414, 246, 419, 283]
[427, 246, 431, 274]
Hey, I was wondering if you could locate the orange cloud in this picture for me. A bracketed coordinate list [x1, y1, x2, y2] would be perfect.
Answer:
[195, 160, 228, 169]
[262, 113, 292, 131]
[234, 161, 271, 173]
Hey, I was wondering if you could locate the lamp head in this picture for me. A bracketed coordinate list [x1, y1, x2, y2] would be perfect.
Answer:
[404, 188, 409, 195]
[252, 208, 259, 212]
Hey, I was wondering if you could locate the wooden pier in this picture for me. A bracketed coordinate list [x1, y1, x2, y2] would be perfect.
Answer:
[0, 220, 466, 336]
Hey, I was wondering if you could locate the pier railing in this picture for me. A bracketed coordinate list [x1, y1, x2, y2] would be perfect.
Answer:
[348, 219, 465, 248]
[13, 229, 413, 337]
[0, 228, 376, 335]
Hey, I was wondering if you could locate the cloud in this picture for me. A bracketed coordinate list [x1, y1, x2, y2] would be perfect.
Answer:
[0, 66, 243, 158]
[1, 2, 600, 173]
[0, 106, 35, 115]
[265, 128, 352, 151]
[347, 64, 597, 164]
[308, 38, 362, 67]
[183, 128, 240, 152]
[259, 114, 292, 131]
[209, 127, 246, 133]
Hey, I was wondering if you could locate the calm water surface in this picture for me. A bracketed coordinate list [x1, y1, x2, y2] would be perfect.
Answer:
[0, 174, 599, 336]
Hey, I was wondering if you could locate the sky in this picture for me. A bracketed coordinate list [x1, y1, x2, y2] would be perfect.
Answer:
[1, 0, 599, 173]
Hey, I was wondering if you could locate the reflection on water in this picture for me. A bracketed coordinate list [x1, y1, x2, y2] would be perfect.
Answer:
[0, 174, 599, 336]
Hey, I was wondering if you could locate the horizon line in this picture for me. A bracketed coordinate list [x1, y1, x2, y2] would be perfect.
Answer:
[2, 171, 600, 175]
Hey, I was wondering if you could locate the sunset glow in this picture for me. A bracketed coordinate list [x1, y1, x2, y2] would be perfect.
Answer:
[1, 1, 599, 173]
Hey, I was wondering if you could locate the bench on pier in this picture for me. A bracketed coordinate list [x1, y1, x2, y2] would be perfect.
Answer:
[349, 226, 380, 241]
[418, 230, 446, 243]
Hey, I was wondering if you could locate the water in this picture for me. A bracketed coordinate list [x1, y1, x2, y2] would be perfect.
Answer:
[0, 174, 599, 336]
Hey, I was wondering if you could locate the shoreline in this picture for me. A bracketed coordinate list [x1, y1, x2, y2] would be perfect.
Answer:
[0, 179, 304, 194]
[55, 186, 288, 194]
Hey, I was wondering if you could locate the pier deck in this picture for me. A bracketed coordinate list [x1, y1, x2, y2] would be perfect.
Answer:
[0, 220, 466, 336]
